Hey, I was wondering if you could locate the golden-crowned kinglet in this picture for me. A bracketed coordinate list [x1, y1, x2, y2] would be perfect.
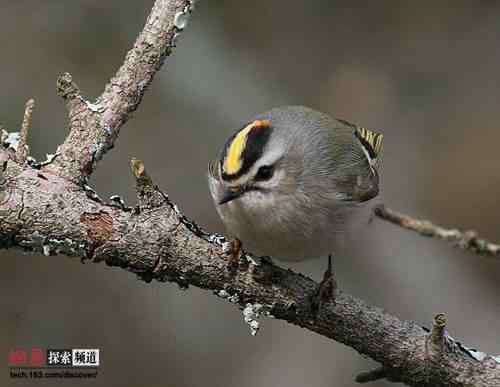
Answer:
[208, 106, 383, 265]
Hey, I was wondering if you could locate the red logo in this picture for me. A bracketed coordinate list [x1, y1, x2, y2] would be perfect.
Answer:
[30, 348, 44, 367]
[9, 348, 45, 367]
[9, 349, 27, 366]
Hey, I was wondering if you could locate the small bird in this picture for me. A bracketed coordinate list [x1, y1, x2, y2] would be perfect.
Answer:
[208, 106, 383, 307]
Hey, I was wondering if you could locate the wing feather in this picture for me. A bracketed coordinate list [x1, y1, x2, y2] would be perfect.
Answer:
[331, 119, 383, 202]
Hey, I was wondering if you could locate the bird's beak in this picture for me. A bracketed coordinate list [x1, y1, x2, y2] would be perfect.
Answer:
[218, 187, 244, 205]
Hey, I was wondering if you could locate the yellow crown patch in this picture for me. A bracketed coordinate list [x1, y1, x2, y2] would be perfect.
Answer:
[223, 120, 271, 175]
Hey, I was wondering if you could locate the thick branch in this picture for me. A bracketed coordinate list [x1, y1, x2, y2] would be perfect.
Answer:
[0, 150, 498, 387]
[374, 204, 500, 258]
[49, 0, 194, 182]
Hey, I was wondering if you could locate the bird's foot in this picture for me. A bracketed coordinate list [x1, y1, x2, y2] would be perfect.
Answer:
[311, 254, 337, 315]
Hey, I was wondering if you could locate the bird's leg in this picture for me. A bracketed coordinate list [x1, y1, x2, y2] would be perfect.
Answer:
[223, 237, 242, 267]
[311, 254, 337, 314]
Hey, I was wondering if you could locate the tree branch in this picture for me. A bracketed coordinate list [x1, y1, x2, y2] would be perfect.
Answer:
[1, 1, 499, 386]
[49, 0, 194, 183]
[374, 204, 500, 258]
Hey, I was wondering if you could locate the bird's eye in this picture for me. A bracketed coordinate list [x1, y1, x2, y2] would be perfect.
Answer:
[255, 165, 274, 181]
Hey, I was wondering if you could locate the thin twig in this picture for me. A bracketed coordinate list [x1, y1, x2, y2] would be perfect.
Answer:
[374, 204, 500, 258]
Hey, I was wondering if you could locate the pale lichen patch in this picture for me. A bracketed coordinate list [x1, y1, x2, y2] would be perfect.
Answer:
[242, 303, 267, 336]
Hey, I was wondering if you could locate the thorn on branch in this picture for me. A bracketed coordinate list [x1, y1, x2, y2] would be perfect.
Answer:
[57, 72, 81, 101]
[428, 313, 447, 355]
[130, 158, 164, 209]
[17, 98, 35, 163]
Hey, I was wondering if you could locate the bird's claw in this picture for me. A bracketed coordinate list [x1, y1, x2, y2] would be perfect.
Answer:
[311, 254, 337, 314]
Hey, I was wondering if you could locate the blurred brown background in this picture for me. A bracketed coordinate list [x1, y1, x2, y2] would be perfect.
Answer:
[1, 1, 500, 386]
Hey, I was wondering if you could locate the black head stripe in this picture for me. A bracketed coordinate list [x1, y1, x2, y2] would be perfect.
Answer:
[354, 130, 377, 159]
[220, 120, 273, 181]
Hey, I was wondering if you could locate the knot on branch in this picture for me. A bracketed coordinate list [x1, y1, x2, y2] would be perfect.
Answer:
[130, 158, 165, 209]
